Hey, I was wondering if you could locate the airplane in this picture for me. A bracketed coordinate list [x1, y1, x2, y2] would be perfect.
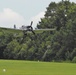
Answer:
[0, 21, 56, 38]
[20, 21, 56, 36]
[0, 21, 56, 44]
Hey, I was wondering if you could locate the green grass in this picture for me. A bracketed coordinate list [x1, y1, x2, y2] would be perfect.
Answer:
[0, 60, 76, 75]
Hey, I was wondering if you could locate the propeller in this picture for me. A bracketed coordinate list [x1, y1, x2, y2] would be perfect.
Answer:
[30, 21, 33, 26]
[22, 21, 35, 36]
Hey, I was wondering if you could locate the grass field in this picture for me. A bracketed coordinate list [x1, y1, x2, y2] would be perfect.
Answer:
[0, 60, 76, 75]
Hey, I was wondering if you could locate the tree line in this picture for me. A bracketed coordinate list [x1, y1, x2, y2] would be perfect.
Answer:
[0, 0, 76, 62]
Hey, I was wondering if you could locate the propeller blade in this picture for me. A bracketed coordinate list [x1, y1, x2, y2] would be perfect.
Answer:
[30, 21, 33, 26]
[31, 30, 35, 35]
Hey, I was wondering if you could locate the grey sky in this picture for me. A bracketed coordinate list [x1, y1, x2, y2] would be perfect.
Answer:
[0, 0, 76, 28]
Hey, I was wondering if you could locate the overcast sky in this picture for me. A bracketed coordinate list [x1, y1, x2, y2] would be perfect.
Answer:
[0, 0, 76, 29]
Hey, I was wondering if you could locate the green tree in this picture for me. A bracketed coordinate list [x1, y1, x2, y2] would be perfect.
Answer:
[3, 40, 21, 59]
[37, 1, 76, 31]
[0, 32, 13, 59]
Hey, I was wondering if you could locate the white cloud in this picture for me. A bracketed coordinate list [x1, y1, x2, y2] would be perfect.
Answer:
[29, 12, 45, 29]
[0, 8, 25, 28]
[0, 8, 45, 29]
